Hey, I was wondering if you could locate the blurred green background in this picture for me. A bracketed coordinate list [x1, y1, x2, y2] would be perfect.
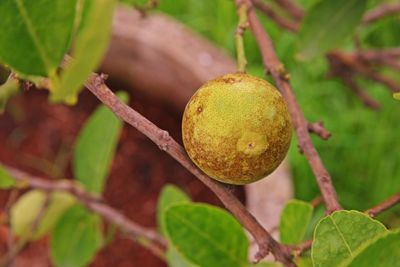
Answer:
[125, 0, 400, 225]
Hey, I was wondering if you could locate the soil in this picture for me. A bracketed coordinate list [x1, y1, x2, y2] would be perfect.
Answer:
[0, 86, 245, 267]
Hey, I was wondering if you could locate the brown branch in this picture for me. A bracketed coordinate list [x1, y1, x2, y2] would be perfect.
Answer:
[1, 164, 167, 259]
[356, 48, 400, 61]
[363, 3, 400, 24]
[83, 71, 289, 264]
[327, 53, 381, 110]
[366, 192, 400, 218]
[242, 0, 342, 216]
[252, 0, 299, 32]
[307, 121, 332, 140]
[274, 0, 304, 21]
[310, 195, 323, 208]
[330, 51, 400, 93]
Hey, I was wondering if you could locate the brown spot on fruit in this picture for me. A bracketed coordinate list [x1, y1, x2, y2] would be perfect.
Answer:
[223, 77, 236, 84]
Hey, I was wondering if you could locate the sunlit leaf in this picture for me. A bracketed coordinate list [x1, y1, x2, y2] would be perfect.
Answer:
[51, 205, 102, 267]
[0, 0, 77, 76]
[165, 203, 248, 267]
[73, 91, 128, 194]
[52, 0, 116, 104]
[311, 210, 387, 267]
[279, 199, 313, 244]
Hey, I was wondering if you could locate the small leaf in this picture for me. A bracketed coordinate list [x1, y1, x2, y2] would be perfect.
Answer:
[394, 93, 400, 100]
[11, 190, 76, 240]
[0, 165, 16, 189]
[51, 205, 103, 267]
[297, 0, 367, 60]
[157, 184, 191, 236]
[311, 210, 387, 267]
[73, 91, 128, 194]
[0, 79, 19, 113]
[158, 185, 195, 267]
[279, 199, 313, 244]
[52, 0, 116, 104]
[0, 0, 77, 76]
[165, 203, 248, 267]
[340, 230, 400, 267]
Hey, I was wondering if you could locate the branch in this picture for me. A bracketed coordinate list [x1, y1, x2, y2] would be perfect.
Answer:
[242, 0, 342, 215]
[366, 192, 400, 218]
[252, 0, 299, 32]
[327, 53, 381, 110]
[274, 0, 304, 21]
[330, 51, 400, 93]
[363, 3, 400, 24]
[1, 164, 167, 259]
[307, 121, 331, 140]
[357, 48, 400, 61]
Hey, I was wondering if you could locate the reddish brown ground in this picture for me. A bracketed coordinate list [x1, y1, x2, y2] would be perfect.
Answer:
[0, 86, 245, 267]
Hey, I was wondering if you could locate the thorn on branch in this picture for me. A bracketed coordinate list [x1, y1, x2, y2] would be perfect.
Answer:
[307, 121, 331, 140]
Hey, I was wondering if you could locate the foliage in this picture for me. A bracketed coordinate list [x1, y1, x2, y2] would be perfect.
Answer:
[279, 199, 313, 244]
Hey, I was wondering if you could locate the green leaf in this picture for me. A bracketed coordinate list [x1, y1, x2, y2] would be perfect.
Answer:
[311, 210, 387, 267]
[51, 205, 103, 267]
[0, 165, 16, 188]
[0, 0, 77, 76]
[279, 199, 313, 244]
[157, 184, 191, 236]
[394, 93, 400, 100]
[297, 0, 367, 60]
[73, 91, 128, 194]
[157, 185, 195, 267]
[340, 230, 400, 267]
[165, 203, 248, 267]
[0, 79, 19, 113]
[11, 190, 76, 240]
[52, 0, 116, 104]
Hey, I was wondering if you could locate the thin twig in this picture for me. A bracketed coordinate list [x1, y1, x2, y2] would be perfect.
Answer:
[252, 0, 299, 32]
[327, 53, 381, 110]
[330, 51, 400, 93]
[310, 195, 323, 208]
[83, 70, 288, 263]
[290, 239, 312, 256]
[366, 192, 400, 218]
[363, 3, 400, 24]
[307, 121, 331, 140]
[242, 0, 342, 216]
[357, 48, 400, 61]
[1, 164, 167, 259]
[274, 0, 304, 21]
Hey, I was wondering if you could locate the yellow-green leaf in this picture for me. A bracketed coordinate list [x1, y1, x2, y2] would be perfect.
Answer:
[52, 0, 116, 104]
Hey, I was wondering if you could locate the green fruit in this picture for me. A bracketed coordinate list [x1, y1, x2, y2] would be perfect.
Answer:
[182, 73, 292, 185]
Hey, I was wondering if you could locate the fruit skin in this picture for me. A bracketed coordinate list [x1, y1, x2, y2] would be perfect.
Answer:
[182, 73, 292, 185]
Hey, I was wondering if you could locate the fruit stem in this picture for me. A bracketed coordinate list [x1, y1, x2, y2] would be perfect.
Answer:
[235, 2, 248, 72]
